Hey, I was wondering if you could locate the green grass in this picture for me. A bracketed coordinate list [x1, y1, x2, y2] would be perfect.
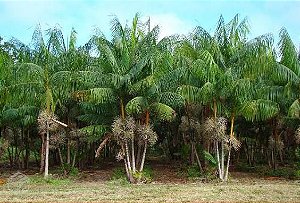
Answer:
[0, 176, 299, 202]
[29, 175, 73, 186]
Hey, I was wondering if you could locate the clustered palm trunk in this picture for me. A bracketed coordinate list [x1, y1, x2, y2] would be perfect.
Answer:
[111, 116, 157, 183]
[202, 117, 240, 181]
[179, 114, 203, 173]
[37, 110, 59, 178]
[37, 110, 67, 178]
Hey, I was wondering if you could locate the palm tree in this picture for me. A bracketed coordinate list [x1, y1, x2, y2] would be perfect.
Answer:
[174, 14, 280, 181]
[90, 14, 184, 182]
[265, 28, 300, 168]
[214, 15, 283, 180]
[83, 14, 161, 182]
[2, 26, 80, 177]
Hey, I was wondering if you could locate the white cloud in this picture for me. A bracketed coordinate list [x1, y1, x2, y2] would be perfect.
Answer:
[145, 13, 194, 40]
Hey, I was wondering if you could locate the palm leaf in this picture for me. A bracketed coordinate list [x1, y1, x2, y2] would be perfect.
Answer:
[150, 102, 176, 121]
[79, 125, 108, 143]
[125, 96, 149, 115]
[288, 99, 300, 118]
[178, 85, 201, 103]
[90, 88, 116, 104]
[272, 63, 300, 85]
[278, 28, 300, 77]
[158, 92, 184, 109]
[240, 99, 279, 122]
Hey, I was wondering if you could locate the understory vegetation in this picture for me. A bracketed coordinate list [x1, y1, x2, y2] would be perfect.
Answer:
[0, 13, 300, 184]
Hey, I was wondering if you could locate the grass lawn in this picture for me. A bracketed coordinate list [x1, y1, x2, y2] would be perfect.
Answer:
[0, 162, 299, 203]
[0, 175, 299, 202]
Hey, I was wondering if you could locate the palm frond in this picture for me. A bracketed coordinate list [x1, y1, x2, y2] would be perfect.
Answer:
[79, 125, 108, 143]
[288, 99, 300, 118]
[278, 28, 300, 77]
[150, 102, 176, 121]
[46, 26, 66, 55]
[90, 88, 117, 104]
[98, 40, 119, 71]
[110, 15, 125, 41]
[272, 63, 300, 85]
[69, 28, 77, 51]
[16, 63, 44, 83]
[125, 96, 149, 115]
[158, 92, 184, 109]
[1, 108, 19, 123]
[129, 75, 154, 95]
[178, 85, 201, 103]
[240, 99, 279, 122]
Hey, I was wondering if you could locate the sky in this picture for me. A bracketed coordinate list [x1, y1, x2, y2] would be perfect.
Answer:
[0, 0, 299, 49]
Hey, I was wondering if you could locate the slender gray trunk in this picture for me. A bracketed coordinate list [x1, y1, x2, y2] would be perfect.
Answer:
[139, 142, 147, 172]
[44, 122, 49, 178]
[193, 144, 203, 173]
[216, 141, 222, 179]
[72, 143, 78, 168]
[125, 142, 132, 172]
[122, 145, 133, 182]
[67, 138, 70, 164]
[221, 141, 224, 180]
[124, 158, 130, 180]
[39, 134, 45, 173]
[131, 138, 136, 173]
[136, 144, 142, 169]
[224, 147, 231, 181]
[58, 148, 64, 167]
[191, 141, 195, 164]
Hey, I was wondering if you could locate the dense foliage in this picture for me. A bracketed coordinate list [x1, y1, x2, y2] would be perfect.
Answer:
[0, 14, 299, 182]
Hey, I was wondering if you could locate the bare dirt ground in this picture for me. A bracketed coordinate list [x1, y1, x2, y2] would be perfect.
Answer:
[0, 161, 299, 203]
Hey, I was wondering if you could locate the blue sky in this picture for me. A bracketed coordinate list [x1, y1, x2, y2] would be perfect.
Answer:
[0, 0, 299, 48]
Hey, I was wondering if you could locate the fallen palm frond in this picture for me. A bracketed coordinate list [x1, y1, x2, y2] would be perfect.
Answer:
[95, 132, 113, 158]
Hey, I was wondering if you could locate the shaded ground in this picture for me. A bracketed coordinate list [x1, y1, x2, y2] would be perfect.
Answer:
[0, 161, 299, 202]
[71, 160, 189, 183]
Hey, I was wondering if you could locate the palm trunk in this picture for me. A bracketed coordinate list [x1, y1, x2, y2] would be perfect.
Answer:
[138, 110, 150, 173]
[72, 141, 78, 168]
[191, 142, 195, 164]
[95, 133, 112, 158]
[221, 140, 224, 180]
[139, 142, 147, 172]
[125, 142, 132, 172]
[120, 98, 125, 120]
[125, 142, 135, 183]
[136, 144, 142, 169]
[122, 145, 133, 182]
[224, 147, 231, 181]
[124, 158, 130, 180]
[145, 110, 150, 126]
[213, 99, 217, 119]
[213, 100, 222, 179]
[67, 138, 71, 165]
[216, 141, 222, 179]
[125, 159, 134, 183]
[230, 113, 235, 138]
[25, 129, 30, 169]
[223, 113, 235, 181]
[131, 138, 136, 173]
[40, 134, 45, 173]
[44, 122, 49, 178]
[193, 144, 203, 173]
[58, 148, 64, 167]
[8, 147, 13, 168]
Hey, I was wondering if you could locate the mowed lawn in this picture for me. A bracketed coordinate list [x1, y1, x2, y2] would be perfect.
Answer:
[0, 177, 299, 202]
